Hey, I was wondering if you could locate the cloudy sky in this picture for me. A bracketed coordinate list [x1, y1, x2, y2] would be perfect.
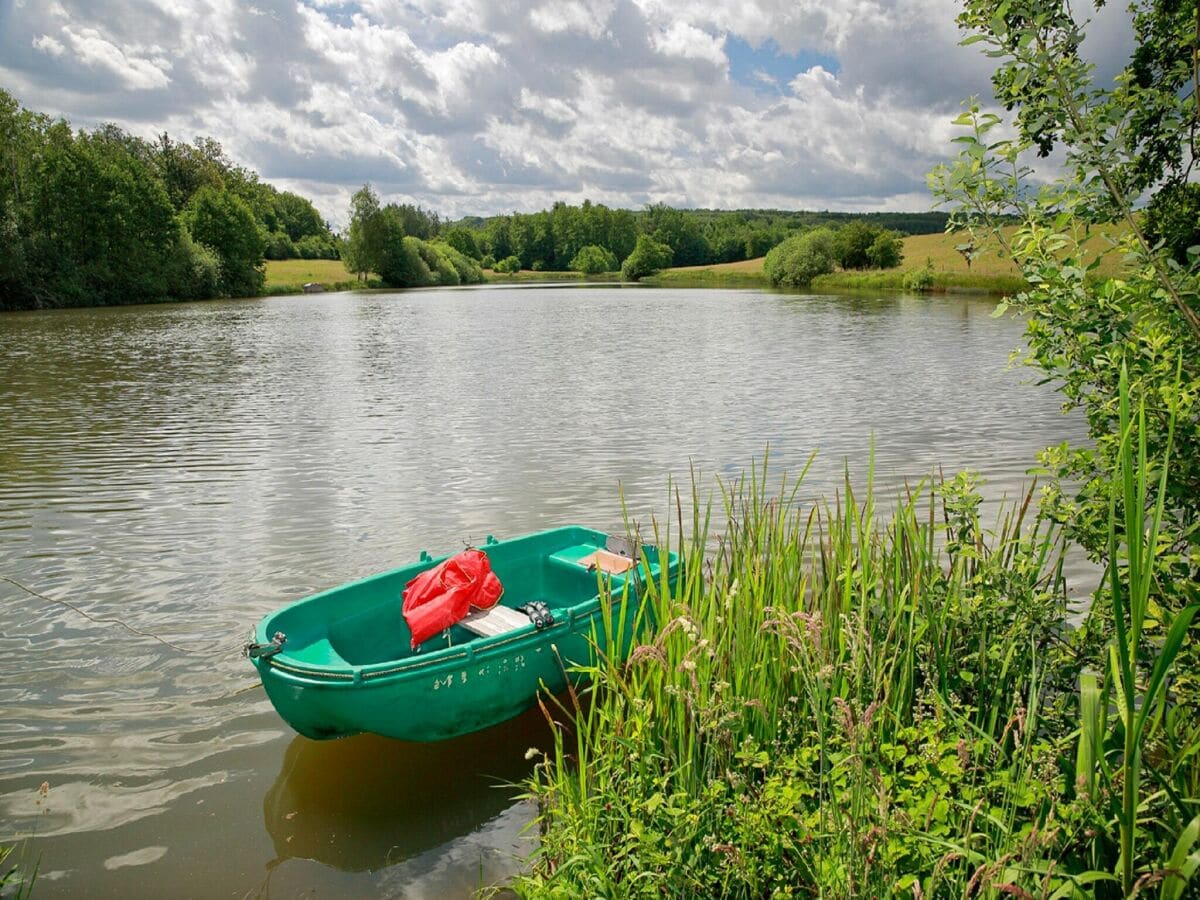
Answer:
[0, 0, 1134, 225]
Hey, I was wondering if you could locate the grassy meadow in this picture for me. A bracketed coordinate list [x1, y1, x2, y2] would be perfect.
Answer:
[645, 224, 1130, 293]
[264, 258, 360, 293]
[480, 268, 591, 283]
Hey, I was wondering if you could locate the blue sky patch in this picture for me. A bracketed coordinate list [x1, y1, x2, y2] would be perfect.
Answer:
[303, 1, 363, 27]
[726, 36, 839, 93]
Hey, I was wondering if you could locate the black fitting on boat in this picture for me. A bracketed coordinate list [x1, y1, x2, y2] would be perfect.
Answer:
[244, 631, 287, 659]
[518, 602, 554, 630]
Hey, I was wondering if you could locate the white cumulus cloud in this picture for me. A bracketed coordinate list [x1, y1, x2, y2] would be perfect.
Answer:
[56, 25, 172, 90]
[0, 0, 1135, 224]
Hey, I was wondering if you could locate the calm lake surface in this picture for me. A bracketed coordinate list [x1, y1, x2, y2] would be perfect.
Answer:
[0, 285, 1088, 897]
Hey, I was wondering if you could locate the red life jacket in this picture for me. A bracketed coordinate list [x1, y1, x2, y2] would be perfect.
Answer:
[402, 549, 503, 648]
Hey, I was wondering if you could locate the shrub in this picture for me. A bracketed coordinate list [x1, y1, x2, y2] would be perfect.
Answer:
[296, 234, 339, 260]
[264, 231, 295, 260]
[432, 242, 484, 284]
[867, 230, 904, 269]
[414, 240, 459, 285]
[519, 460, 1155, 897]
[763, 227, 835, 287]
[620, 235, 673, 281]
[493, 255, 521, 273]
[902, 257, 935, 292]
[832, 221, 876, 269]
[183, 186, 265, 297]
[377, 235, 431, 287]
[1143, 181, 1200, 266]
[443, 226, 482, 260]
[480, 253, 495, 269]
[165, 228, 221, 300]
[570, 244, 618, 274]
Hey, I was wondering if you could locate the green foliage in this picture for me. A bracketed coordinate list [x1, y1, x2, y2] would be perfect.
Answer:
[183, 186, 265, 298]
[901, 258, 936, 292]
[390, 202, 440, 240]
[620, 235, 673, 281]
[1144, 182, 1200, 266]
[264, 230, 295, 260]
[493, 254, 521, 273]
[569, 244, 618, 274]
[374, 214, 421, 287]
[522, 435, 1199, 896]
[149, 132, 228, 212]
[763, 227, 836, 287]
[147, 133, 334, 260]
[480, 253, 495, 269]
[343, 184, 384, 279]
[831, 220, 877, 269]
[867, 230, 904, 268]
[443, 226, 481, 260]
[0, 89, 336, 307]
[642, 203, 712, 266]
[831, 221, 905, 270]
[519, 461, 1093, 896]
[23, 127, 179, 306]
[345, 189, 466, 288]
[929, 1, 1200, 891]
[455, 204, 946, 278]
[165, 228, 221, 300]
[271, 190, 327, 243]
[417, 239, 459, 285]
[930, 0, 1200, 623]
[294, 233, 340, 260]
[431, 241, 484, 284]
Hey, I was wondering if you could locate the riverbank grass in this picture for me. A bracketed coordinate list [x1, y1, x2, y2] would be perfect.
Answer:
[640, 224, 1129, 293]
[519, 403, 1198, 896]
[264, 258, 362, 294]
[482, 268, 595, 283]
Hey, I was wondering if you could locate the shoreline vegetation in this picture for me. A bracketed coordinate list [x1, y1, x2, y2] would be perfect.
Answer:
[517, 391, 1196, 896]
[512, 0, 1200, 894]
[0, 86, 1129, 311]
[261, 225, 1128, 298]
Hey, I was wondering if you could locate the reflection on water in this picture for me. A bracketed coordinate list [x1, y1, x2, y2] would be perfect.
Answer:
[264, 703, 551, 872]
[0, 286, 1089, 895]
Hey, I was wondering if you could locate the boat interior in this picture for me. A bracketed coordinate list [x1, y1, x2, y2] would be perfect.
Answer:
[264, 528, 645, 670]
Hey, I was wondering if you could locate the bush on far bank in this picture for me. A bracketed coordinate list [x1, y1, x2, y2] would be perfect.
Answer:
[570, 244, 618, 274]
[764, 227, 836, 287]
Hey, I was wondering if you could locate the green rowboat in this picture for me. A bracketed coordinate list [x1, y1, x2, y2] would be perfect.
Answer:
[247, 526, 677, 742]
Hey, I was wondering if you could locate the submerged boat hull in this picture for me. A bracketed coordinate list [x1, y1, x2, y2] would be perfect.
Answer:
[249, 526, 676, 742]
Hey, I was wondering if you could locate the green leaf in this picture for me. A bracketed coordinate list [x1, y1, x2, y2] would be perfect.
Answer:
[1134, 603, 1200, 745]
[1160, 812, 1200, 900]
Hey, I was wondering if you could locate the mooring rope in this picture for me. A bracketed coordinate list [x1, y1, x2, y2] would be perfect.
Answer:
[1, 574, 230, 656]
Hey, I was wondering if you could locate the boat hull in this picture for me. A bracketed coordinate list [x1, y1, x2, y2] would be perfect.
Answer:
[249, 527, 675, 742]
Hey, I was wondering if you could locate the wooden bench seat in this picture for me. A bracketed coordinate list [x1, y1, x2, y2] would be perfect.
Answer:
[460, 604, 531, 638]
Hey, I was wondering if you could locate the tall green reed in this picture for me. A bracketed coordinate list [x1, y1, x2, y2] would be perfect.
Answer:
[1072, 367, 1200, 897]
[519, 400, 1199, 897]
[519, 452, 1087, 896]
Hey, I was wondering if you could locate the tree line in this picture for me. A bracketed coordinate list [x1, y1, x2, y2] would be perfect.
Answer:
[341, 185, 484, 287]
[441, 202, 926, 277]
[0, 88, 337, 310]
[1, 85, 940, 309]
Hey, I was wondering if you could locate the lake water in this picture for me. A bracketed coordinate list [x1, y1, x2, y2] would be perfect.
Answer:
[0, 285, 1089, 897]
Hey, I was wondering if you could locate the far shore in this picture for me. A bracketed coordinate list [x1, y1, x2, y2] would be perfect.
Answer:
[265, 225, 1128, 299]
